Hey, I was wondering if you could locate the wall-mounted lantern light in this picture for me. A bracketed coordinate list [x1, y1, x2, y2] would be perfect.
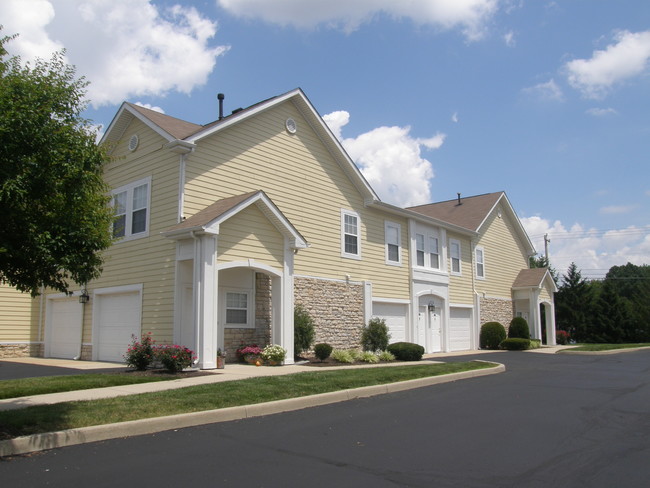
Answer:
[79, 288, 90, 304]
[428, 301, 436, 313]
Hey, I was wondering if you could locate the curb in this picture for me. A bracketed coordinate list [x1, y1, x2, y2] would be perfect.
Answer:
[557, 346, 650, 355]
[0, 362, 504, 457]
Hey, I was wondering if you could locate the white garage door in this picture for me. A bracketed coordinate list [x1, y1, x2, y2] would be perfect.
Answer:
[449, 307, 472, 351]
[95, 292, 141, 362]
[48, 298, 83, 359]
[373, 303, 407, 344]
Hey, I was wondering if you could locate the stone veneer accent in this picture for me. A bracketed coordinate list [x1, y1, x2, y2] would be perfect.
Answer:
[223, 273, 272, 363]
[0, 343, 44, 359]
[480, 296, 515, 329]
[294, 276, 365, 350]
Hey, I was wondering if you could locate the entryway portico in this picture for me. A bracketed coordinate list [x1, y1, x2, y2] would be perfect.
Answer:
[163, 191, 308, 369]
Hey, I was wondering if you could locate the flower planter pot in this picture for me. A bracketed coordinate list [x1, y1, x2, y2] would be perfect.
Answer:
[244, 355, 260, 365]
[216, 357, 225, 369]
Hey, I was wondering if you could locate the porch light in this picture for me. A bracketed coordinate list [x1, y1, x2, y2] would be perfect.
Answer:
[79, 288, 90, 304]
[428, 301, 436, 313]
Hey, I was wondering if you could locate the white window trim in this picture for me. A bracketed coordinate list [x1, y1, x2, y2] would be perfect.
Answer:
[341, 209, 361, 260]
[413, 229, 441, 270]
[450, 238, 462, 276]
[475, 245, 486, 280]
[223, 288, 253, 329]
[111, 176, 151, 242]
[385, 221, 402, 266]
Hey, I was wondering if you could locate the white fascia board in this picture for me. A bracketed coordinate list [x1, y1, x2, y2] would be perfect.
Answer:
[101, 103, 176, 146]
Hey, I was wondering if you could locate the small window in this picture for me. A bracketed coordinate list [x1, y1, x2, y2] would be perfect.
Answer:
[111, 177, 151, 241]
[429, 236, 440, 269]
[341, 210, 361, 259]
[450, 239, 461, 275]
[385, 221, 401, 264]
[415, 234, 425, 266]
[226, 292, 248, 325]
[476, 246, 485, 279]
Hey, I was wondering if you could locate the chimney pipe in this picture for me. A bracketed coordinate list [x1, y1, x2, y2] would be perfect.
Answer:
[457, 192, 462, 205]
[217, 93, 225, 120]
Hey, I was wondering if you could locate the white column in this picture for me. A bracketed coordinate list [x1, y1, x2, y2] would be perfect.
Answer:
[277, 240, 294, 364]
[194, 233, 218, 369]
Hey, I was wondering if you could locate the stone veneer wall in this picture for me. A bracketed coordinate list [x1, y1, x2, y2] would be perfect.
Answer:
[480, 296, 515, 330]
[0, 343, 44, 359]
[294, 277, 365, 350]
[223, 273, 272, 363]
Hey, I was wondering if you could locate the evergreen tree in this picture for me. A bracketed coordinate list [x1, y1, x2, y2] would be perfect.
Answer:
[555, 263, 592, 341]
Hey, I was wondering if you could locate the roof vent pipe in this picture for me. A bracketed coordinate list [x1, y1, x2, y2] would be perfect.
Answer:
[217, 93, 225, 120]
[457, 192, 462, 205]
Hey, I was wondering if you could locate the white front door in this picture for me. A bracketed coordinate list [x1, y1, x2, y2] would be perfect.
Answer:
[418, 306, 442, 353]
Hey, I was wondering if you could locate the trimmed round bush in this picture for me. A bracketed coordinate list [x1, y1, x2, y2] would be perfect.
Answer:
[361, 318, 390, 352]
[500, 338, 531, 350]
[480, 322, 506, 350]
[313, 343, 333, 361]
[508, 317, 530, 339]
[386, 342, 424, 361]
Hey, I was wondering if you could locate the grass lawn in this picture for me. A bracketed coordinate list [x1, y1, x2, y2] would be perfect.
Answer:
[0, 361, 493, 439]
[0, 373, 178, 400]
[563, 343, 650, 352]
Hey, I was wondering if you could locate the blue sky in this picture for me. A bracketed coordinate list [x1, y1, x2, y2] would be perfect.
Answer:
[2, 0, 649, 279]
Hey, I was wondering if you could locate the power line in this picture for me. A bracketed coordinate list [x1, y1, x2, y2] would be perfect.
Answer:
[529, 226, 650, 240]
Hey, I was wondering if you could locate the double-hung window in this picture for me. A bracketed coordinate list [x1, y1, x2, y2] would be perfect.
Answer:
[450, 239, 462, 275]
[414, 231, 440, 270]
[415, 234, 425, 267]
[429, 236, 440, 269]
[385, 221, 401, 265]
[475, 246, 485, 279]
[111, 177, 151, 241]
[225, 292, 249, 326]
[341, 210, 361, 259]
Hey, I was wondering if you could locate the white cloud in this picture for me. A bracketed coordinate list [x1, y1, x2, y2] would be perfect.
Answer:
[565, 30, 650, 99]
[586, 107, 617, 117]
[323, 111, 445, 207]
[600, 205, 637, 215]
[503, 30, 515, 47]
[218, 0, 499, 40]
[523, 79, 564, 102]
[451, 112, 459, 123]
[0, 0, 228, 107]
[521, 216, 650, 279]
[135, 102, 165, 114]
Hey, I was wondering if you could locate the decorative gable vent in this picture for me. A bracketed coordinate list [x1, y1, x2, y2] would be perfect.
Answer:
[128, 134, 139, 152]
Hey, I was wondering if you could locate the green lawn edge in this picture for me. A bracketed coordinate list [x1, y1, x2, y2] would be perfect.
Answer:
[0, 362, 493, 439]
[0, 373, 177, 400]
[560, 343, 650, 352]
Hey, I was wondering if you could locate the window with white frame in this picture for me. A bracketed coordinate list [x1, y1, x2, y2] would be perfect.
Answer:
[385, 221, 401, 264]
[111, 177, 151, 240]
[429, 236, 440, 269]
[341, 210, 361, 259]
[450, 239, 462, 275]
[475, 246, 485, 279]
[415, 233, 425, 266]
[414, 231, 441, 270]
[225, 291, 249, 326]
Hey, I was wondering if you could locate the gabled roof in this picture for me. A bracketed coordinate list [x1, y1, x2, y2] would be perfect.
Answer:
[162, 190, 308, 250]
[101, 88, 378, 203]
[408, 191, 535, 255]
[513, 268, 558, 293]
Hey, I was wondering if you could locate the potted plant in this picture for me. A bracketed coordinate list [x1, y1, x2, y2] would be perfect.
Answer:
[216, 348, 225, 369]
[261, 344, 287, 366]
[237, 344, 262, 364]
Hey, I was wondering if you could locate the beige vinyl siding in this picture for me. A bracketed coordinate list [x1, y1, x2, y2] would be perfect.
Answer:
[184, 101, 410, 300]
[87, 117, 180, 344]
[218, 204, 285, 269]
[0, 284, 40, 342]
[448, 233, 474, 303]
[474, 204, 530, 299]
[540, 284, 552, 302]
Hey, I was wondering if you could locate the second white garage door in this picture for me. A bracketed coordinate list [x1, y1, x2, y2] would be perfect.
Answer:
[95, 291, 141, 362]
[449, 307, 472, 351]
[372, 302, 407, 344]
[47, 297, 83, 359]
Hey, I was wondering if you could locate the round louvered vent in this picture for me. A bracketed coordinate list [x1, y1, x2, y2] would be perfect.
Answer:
[128, 134, 139, 151]
[285, 118, 297, 134]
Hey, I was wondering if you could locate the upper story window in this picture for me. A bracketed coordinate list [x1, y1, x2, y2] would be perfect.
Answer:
[341, 209, 361, 259]
[414, 230, 441, 270]
[385, 221, 401, 265]
[416, 234, 425, 266]
[429, 236, 440, 269]
[475, 246, 485, 279]
[450, 239, 462, 275]
[111, 177, 151, 241]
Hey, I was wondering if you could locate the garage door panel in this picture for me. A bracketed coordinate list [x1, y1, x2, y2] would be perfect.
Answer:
[449, 307, 471, 351]
[48, 299, 83, 359]
[373, 303, 407, 344]
[96, 292, 141, 362]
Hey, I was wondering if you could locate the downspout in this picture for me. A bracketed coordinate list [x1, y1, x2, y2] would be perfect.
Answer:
[38, 285, 45, 343]
[470, 240, 479, 349]
[74, 285, 87, 360]
[178, 153, 187, 223]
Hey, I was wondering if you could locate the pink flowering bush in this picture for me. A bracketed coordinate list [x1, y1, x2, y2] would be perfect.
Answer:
[124, 333, 155, 371]
[155, 344, 196, 373]
[556, 330, 570, 345]
[236, 343, 262, 362]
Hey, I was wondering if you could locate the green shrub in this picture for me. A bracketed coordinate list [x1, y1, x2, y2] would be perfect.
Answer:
[387, 342, 424, 361]
[529, 339, 541, 349]
[480, 322, 506, 349]
[294, 304, 315, 357]
[313, 343, 333, 361]
[377, 350, 396, 362]
[330, 349, 354, 363]
[347, 349, 361, 361]
[508, 317, 530, 339]
[500, 338, 531, 350]
[359, 351, 380, 363]
[124, 333, 155, 371]
[361, 318, 391, 352]
[156, 345, 195, 373]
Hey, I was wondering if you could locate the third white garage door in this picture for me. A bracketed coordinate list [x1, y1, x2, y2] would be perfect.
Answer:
[449, 307, 472, 351]
[372, 302, 407, 344]
[95, 291, 141, 362]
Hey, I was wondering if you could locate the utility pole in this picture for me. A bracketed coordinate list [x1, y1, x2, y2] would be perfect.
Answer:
[544, 233, 550, 261]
